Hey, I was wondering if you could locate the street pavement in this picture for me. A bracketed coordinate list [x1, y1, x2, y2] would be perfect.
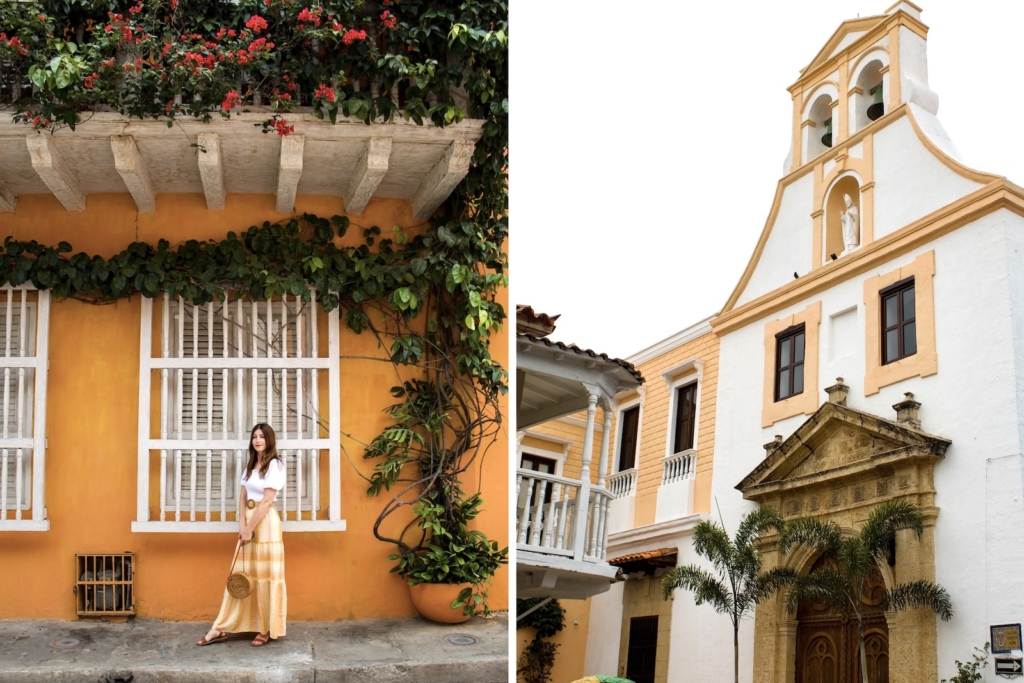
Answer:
[0, 613, 508, 682]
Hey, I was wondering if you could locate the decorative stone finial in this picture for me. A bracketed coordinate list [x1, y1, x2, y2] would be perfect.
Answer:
[892, 392, 921, 429]
[825, 377, 849, 406]
[764, 434, 784, 455]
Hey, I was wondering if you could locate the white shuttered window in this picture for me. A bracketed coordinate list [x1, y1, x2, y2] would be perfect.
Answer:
[133, 292, 344, 533]
[0, 286, 51, 532]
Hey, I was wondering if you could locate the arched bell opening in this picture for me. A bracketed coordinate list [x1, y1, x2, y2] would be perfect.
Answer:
[805, 94, 835, 161]
[852, 57, 887, 134]
[793, 554, 890, 683]
[825, 175, 862, 260]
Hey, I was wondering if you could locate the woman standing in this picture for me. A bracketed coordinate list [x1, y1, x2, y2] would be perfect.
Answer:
[197, 423, 287, 647]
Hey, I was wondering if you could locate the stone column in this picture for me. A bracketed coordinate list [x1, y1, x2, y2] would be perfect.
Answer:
[888, 505, 939, 683]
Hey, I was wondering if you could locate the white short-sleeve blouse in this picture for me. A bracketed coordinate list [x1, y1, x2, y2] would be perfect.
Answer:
[241, 458, 286, 501]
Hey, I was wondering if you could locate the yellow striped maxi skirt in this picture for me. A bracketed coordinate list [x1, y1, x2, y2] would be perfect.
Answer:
[212, 505, 287, 638]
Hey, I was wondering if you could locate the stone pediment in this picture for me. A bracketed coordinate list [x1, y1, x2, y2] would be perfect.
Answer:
[736, 400, 950, 502]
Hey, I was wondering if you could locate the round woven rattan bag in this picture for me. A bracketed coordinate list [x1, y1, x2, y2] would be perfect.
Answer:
[227, 571, 254, 599]
[226, 540, 255, 599]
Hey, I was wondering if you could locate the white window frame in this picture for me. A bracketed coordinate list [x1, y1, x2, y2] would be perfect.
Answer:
[612, 389, 645, 475]
[661, 358, 705, 460]
[517, 431, 570, 477]
[0, 285, 50, 532]
[132, 292, 344, 532]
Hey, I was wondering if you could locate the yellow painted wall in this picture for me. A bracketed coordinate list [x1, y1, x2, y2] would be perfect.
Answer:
[516, 598, 592, 683]
[0, 193, 507, 621]
[525, 331, 719, 532]
[631, 331, 719, 526]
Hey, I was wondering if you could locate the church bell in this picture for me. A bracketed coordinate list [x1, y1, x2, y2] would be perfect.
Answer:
[821, 118, 833, 148]
[867, 83, 885, 121]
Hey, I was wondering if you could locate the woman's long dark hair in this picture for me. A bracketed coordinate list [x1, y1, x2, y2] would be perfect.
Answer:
[244, 423, 280, 482]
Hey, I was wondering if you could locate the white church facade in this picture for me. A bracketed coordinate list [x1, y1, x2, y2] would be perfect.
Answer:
[541, 2, 1024, 682]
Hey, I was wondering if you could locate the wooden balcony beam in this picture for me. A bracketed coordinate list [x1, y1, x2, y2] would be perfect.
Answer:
[344, 137, 391, 215]
[111, 135, 156, 213]
[275, 134, 304, 214]
[0, 175, 15, 212]
[411, 140, 475, 219]
[26, 133, 85, 211]
[196, 132, 225, 210]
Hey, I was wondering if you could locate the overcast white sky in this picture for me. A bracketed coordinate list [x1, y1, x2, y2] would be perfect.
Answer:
[511, 0, 1024, 360]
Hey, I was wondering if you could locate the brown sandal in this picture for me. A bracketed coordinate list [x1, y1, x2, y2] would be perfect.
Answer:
[251, 633, 270, 647]
[196, 631, 228, 646]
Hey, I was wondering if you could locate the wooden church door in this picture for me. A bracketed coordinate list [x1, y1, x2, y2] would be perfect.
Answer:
[795, 557, 890, 683]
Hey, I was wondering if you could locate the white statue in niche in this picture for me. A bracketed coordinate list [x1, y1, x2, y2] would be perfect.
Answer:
[840, 194, 860, 255]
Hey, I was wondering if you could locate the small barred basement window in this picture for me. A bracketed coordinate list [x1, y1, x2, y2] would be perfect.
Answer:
[75, 553, 135, 616]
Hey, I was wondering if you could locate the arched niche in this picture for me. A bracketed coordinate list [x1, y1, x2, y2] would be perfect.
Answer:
[851, 53, 888, 134]
[825, 175, 862, 260]
[802, 84, 838, 163]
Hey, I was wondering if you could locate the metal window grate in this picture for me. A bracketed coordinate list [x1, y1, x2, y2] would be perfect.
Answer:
[75, 553, 135, 616]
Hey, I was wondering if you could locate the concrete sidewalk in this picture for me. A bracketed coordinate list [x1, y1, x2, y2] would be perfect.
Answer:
[0, 614, 508, 682]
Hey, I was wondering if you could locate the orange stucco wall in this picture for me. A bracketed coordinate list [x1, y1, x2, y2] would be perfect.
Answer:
[0, 193, 508, 621]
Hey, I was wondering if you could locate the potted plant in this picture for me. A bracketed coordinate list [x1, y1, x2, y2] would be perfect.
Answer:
[365, 374, 508, 623]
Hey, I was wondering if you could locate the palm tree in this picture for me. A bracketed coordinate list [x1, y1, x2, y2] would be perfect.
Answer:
[661, 507, 795, 683]
[779, 499, 953, 683]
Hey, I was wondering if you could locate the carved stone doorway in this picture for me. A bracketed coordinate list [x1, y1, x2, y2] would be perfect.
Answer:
[795, 556, 890, 683]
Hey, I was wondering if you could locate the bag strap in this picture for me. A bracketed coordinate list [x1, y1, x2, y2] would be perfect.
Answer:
[227, 539, 243, 579]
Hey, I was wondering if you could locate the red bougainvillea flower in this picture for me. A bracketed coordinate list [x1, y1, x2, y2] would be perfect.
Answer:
[342, 28, 367, 46]
[222, 90, 241, 111]
[128, 2, 143, 14]
[274, 118, 294, 136]
[245, 15, 268, 33]
[297, 7, 321, 27]
[170, 0, 178, 9]
[314, 83, 336, 102]
[380, 10, 396, 29]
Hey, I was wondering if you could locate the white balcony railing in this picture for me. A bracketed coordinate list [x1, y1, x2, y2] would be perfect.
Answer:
[607, 468, 637, 498]
[662, 449, 696, 485]
[516, 468, 611, 562]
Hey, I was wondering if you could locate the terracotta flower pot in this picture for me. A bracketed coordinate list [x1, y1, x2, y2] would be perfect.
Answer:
[408, 582, 473, 624]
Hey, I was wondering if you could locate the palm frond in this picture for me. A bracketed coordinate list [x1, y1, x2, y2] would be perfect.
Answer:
[662, 565, 734, 616]
[753, 566, 798, 603]
[779, 516, 842, 556]
[692, 520, 735, 575]
[785, 566, 850, 615]
[884, 579, 953, 621]
[835, 536, 873, 580]
[860, 499, 924, 556]
[735, 506, 785, 549]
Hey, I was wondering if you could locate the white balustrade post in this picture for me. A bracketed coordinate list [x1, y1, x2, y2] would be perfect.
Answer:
[597, 405, 611, 488]
[571, 389, 599, 560]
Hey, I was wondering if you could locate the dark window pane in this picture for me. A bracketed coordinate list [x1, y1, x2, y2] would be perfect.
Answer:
[618, 407, 640, 471]
[779, 338, 791, 367]
[885, 329, 899, 363]
[674, 383, 697, 453]
[779, 369, 790, 398]
[903, 321, 917, 356]
[793, 364, 804, 395]
[794, 332, 805, 362]
[902, 286, 915, 320]
[884, 294, 898, 327]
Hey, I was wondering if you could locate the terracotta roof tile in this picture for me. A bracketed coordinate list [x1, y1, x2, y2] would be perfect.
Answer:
[516, 330, 644, 384]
